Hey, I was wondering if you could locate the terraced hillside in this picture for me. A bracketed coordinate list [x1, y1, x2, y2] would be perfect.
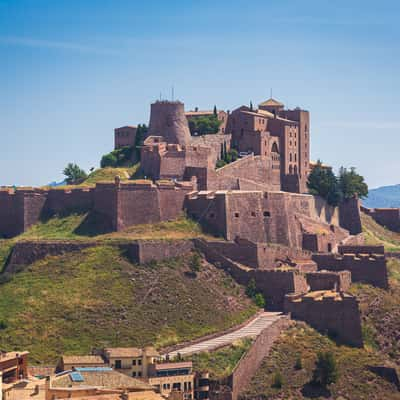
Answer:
[0, 245, 258, 364]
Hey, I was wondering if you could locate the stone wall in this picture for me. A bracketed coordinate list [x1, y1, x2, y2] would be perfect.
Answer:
[202, 238, 312, 269]
[229, 316, 292, 400]
[361, 205, 400, 233]
[338, 244, 384, 255]
[339, 197, 362, 235]
[284, 291, 363, 347]
[305, 270, 351, 292]
[312, 252, 389, 289]
[5, 241, 96, 273]
[125, 240, 194, 264]
[194, 239, 308, 310]
[186, 190, 346, 250]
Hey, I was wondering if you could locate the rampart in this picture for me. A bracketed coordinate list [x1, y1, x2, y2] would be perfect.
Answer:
[186, 190, 349, 251]
[5, 241, 96, 273]
[194, 239, 309, 310]
[312, 251, 389, 289]
[229, 316, 292, 400]
[0, 179, 195, 238]
[361, 205, 400, 233]
[201, 237, 312, 269]
[305, 270, 351, 292]
[125, 239, 194, 264]
[284, 291, 363, 347]
[339, 197, 362, 235]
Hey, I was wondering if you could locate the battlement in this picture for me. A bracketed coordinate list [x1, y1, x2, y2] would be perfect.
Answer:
[313, 251, 389, 289]
[284, 290, 363, 347]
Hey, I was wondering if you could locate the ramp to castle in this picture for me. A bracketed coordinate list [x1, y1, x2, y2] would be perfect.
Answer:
[166, 312, 282, 358]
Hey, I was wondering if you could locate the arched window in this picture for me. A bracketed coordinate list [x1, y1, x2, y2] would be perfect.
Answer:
[289, 165, 293, 174]
[271, 142, 279, 153]
[294, 165, 298, 175]
[289, 153, 292, 162]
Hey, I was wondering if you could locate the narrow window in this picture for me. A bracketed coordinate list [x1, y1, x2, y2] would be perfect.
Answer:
[234, 212, 239, 218]
[263, 211, 271, 217]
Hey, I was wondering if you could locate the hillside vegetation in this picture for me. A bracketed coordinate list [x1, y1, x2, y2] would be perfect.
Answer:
[349, 258, 400, 363]
[242, 323, 400, 400]
[0, 246, 258, 364]
[361, 212, 400, 251]
[187, 338, 253, 380]
[82, 165, 140, 184]
[18, 213, 212, 242]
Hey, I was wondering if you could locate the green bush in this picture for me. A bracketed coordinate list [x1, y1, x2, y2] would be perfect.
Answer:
[63, 163, 87, 185]
[188, 115, 221, 135]
[271, 371, 283, 388]
[312, 351, 339, 386]
[0, 320, 7, 330]
[246, 278, 257, 298]
[294, 355, 303, 370]
[253, 293, 266, 308]
[189, 252, 202, 273]
[100, 146, 134, 168]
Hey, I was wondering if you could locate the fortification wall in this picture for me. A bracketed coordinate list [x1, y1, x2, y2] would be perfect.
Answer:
[229, 316, 293, 400]
[284, 291, 363, 347]
[312, 253, 389, 289]
[363, 207, 400, 233]
[125, 240, 194, 264]
[208, 155, 281, 192]
[0, 190, 21, 237]
[338, 244, 384, 255]
[305, 270, 351, 292]
[190, 134, 231, 166]
[203, 238, 312, 269]
[93, 183, 118, 231]
[116, 182, 161, 230]
[194, 239, 308, 310]
[44, 188, 94, 215]
[339, 197, 362, 234]
[5, 241, 96, 272]
[186, 191, 348, 250]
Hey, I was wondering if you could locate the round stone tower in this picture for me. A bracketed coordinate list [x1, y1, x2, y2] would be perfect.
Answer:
[147, 100, 191, 146]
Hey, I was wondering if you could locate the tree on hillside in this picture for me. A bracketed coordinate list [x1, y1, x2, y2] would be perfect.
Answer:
[135, 124, 148, 160]
[63, 163, 87, 185]
[213, 105, 217, 116]
[312, 351, 339, 386]
[338, 166, 368, 200]
[307, 161, 341, 206]
[250, 101, 253, 111]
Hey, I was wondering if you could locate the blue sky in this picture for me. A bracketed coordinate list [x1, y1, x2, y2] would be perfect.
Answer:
[0, 0, 399, 188]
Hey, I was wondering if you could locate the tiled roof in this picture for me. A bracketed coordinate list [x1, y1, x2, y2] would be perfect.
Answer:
[104, 347, 160, 359]
[62, 355, 105, 365]
[104, 347, 143, 358]
[259, 98, 284, 107]
[52, 369, 153, 390]
[154, 361, 192, 370]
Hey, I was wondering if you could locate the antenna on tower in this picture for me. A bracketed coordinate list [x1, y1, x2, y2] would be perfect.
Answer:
[270, 88, 273, 99]
[159, 92, 162, 101]
[172, 85, 174, 101]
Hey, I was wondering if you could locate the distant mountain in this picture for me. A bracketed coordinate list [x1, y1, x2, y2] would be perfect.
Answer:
[362, 184, 400, 208]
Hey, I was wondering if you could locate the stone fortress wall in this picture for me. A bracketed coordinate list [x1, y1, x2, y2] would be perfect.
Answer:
[361, 204, 400, 233]
[0, 179, 195, 238]
[185, 189, 355, 251]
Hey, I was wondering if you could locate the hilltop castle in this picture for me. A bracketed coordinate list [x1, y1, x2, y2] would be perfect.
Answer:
[117, 98, 309, 193]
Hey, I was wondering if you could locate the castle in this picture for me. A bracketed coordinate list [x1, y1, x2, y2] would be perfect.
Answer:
[0, 96, 389, 351]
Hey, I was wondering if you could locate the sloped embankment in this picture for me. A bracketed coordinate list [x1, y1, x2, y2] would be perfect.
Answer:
[0, 245, 258, 364]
